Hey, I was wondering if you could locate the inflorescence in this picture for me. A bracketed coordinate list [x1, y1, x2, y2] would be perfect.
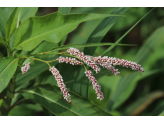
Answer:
[21, 47, 144, 103]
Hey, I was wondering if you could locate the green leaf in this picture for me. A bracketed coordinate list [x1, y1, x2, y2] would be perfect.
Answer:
[49, 42, 136, 52]
[84, 7, 130, 56]
[0, 7, 15, 38]
[151, 99, 164, 116]
[101, 7, 155, 56]
[20, 7, 38, 23]
[111, 68, 164, 110]
[125, 91, 164, 116]
[42, 106, 54, 116]
[70, 8, 130, 98]
[16, 54, 58, 87]
[58, 7, 71, 14]
[22, 41, 58, 65]
[0, 35, 7, 47]
[0, 57, 19, 93]
[0, 52, 3, 59]
[16, 62, 49, 87]
[13, 11, 122, 51]
[106, 26, 164, 111]
[9, 103, 43, 116]
[58, 7, 71, 46]
[159, 111, 164, 116]
[20, 84, 112, 116]
[5, 7, 21, 40]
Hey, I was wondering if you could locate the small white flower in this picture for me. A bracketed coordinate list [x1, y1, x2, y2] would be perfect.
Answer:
[85, 70, 104, 101]
[21, 62, 30, 74]
[49, 66, 71, 103]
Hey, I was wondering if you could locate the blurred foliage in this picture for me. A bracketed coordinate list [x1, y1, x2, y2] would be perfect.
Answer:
[1, 7, 164, 116]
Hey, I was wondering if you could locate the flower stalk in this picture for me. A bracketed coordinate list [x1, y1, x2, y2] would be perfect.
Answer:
[18, 47, 144, 103]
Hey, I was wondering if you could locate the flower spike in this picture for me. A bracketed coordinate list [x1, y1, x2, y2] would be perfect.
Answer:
[67, 47, 100, 73]
[85, 70, 104, 101]
[49, 66, 71, 103]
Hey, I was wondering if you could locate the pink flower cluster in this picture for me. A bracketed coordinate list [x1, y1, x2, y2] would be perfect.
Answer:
[85, 70, 104, 101]
[21, 47, 144, 103]
[21, 62, 30, 74]
[49, 66, 71, 103]
[67, 47, 100, 73]
[87, 56, 120, 76]
[92, 56, 144, 72]
[57, 56, 82, 65]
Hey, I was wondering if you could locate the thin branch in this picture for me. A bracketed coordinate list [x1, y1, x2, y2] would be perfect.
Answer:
[10, 98, 26, 110]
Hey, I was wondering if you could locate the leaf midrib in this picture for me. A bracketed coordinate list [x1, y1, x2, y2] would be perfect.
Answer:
[21, 90, 81, 116]
[0, 58, 18, 77]
[15, 14, 116, 49]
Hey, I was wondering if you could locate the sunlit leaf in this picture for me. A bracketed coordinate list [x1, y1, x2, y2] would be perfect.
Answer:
[13, 11, 122, 51]
[20, 7, 38, 23]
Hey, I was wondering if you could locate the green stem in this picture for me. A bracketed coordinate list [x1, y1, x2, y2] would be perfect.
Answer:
[20, 57, 55, 66]
[0, 68, 18, 116]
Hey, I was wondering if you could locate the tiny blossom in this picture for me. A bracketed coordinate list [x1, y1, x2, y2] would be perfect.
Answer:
[85, 70, 104, 101]
[88, 56, 120, 76]
[106, 57, 144, 72]
[49, 66, 71, 103]
[57, 56, 83, 65]
[21, 62, 30, 74]
[67, 47, 100, 73]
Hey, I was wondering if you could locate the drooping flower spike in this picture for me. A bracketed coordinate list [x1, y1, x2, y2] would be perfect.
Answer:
[49, 66, 71, 103]
[67, 47, 101, 73]
[85, 70, 104, 101]
[92, 56, 144, 72]
[21, 62, 30, 74]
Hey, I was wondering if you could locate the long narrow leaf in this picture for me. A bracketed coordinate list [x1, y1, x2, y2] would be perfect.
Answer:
[106, 26, 164, 111]
[20, 84, 112, 116]
[71, 8, 130, 98]
[5, 7, 21, 40]
[125, 91, 164, 116]
[58, 7, 71, 46]
[101, 7, 155, 56]
[0, 7, 15, 39]
[0, 35, 7, 47]
[84, 7, 130, 56]
[49, 42, 136, 52]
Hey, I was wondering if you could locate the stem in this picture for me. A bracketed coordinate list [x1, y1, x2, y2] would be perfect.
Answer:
[0, 69, 17, 116]
[6, 42, 11, 57]
[20, 57, 54, 67]
[10, 98, 26, 110]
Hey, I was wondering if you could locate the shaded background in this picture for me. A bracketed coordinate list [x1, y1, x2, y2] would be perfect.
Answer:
[1, 7, 164, 116]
